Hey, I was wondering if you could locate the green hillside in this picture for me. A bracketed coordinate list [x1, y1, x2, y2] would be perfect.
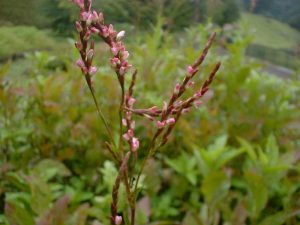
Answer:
[240, 13, 300, 50]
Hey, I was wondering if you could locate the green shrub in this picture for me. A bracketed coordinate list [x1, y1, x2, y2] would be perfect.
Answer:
[0, 26, 55, 60]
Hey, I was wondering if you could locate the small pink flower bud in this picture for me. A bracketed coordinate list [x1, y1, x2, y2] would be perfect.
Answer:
[81, 12, 90, 21]
[89, 66, 98, 75]
[123, 129, 133, 141]
[166, 118, 176, 125]
[126, 111, 132, 118]
[75, 21, 83, 32]
[108, 24, 117, 37]
[86, 49, 94, 61]
[193, 91, 202, 98]
[120, 51, 129, 60]
[98, 12, 104, 23]
[110, 57, 121, 68]
[122, 119, 127, 126]
[115, 215, 122, 225]
[148, 106, 158, 114]
[90, 27, 100, 34]
[101, 26, 109, 37]
[123, 133, 130, 141]
[76, 59, 85, 69]
[119, 66, 126, 76]
[83, 30, 91, 41]
[131, 137, 140, 152]
[130, 121, 136, 129]
[111, 47, 119, 56]
[116, 30, 126, 41]
[128, 97, 136, 107]
[157, 121, 166, 129]
[187, 66, 195, 75]
[174, 83, 181, 95]
[75, 42, 82, 50]
[163, 101, 168, 111]
[182, 108, 190, 114]
[91, 11, 99, 23]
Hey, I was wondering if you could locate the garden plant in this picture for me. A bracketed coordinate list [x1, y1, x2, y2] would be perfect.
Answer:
[72, 0, 220, 224]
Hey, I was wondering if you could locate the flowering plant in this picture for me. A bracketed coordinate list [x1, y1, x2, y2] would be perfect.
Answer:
[72, 0, 221, 224]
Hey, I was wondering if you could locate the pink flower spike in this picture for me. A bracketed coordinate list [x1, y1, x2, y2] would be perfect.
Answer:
[122, 119, 127, 126]
[157, 121, 166, 129]
[131, 137, 140, 152]
[187, 66, 195, 75]
[115, 215, 122, 225]
[89, 66, 98, 75]
[166, 118, 176, 125]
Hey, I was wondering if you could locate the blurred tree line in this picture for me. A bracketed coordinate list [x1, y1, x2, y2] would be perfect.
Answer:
[242, 0, 300, 30]
[0, 0, 241, 35]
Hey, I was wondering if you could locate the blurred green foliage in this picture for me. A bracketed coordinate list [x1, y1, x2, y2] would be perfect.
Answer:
[0, 26, 55, 60]
[0, 22, 299, 225]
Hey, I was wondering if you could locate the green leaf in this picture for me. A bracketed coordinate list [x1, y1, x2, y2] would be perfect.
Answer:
[244, 171, 268, 219]
[36, 195, 69, 225]
[237, 137, 257, 161]
[165, 152, 198, 185]
[207, 135, 228, 152]
[258, 211, 293, 225]
[5, 201, 34, 225]
[28, 175, 52, 215]
[201, 171, 230, 206]
[32, 159, 71, 181]
[4, 172, 29, 192]
[265, 134, 279, 165]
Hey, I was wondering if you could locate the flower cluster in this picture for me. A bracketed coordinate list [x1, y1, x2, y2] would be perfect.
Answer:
[72, 0, 221, 224]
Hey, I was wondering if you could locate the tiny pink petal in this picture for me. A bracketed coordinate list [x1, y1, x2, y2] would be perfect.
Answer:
[187, 66, 194, 75]
[166, 118, 176, 125]
[131, 137, 140, 152]
[115, 215, 122, 225]
[89, 66, 98, 75]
